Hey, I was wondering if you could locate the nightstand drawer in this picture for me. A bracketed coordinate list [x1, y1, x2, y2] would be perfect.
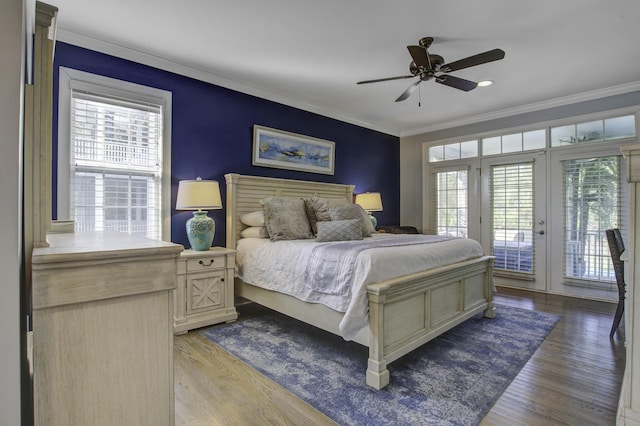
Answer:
[186, 255, 225, 272]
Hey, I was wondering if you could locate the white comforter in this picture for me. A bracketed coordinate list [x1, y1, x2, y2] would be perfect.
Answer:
[236, 233, 484, 340]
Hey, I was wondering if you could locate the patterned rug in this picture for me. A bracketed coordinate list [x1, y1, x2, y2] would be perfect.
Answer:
[201, 303, 559, 426]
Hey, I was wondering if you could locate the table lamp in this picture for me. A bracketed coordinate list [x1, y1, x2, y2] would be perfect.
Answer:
[355, 192, 383, 229]
[176, 177, 222, 251]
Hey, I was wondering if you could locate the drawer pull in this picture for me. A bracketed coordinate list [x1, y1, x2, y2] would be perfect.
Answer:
[198, 259, 215, 267]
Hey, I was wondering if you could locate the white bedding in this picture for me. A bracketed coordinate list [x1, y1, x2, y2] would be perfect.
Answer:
[236, 233, 484, 340]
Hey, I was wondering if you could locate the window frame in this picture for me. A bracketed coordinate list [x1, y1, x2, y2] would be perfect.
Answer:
[422, 108, 636, 298]
[57, 67, 172, 241]
[424, 156, 480, 241]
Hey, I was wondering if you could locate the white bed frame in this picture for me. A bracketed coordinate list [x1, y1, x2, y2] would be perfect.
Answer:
[225, 173, 495, 389]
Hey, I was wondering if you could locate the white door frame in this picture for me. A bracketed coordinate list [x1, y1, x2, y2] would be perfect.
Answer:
[547, 144, 628, 301]
[480, 151, 548, 291]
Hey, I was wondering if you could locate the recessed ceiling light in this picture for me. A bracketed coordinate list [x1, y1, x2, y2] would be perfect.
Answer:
[477, 80, 494, 87]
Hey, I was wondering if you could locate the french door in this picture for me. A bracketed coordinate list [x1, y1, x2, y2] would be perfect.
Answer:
[547, 146, 625, 300]
[480, 153, 547, 291]
[477, 148, 624, 299]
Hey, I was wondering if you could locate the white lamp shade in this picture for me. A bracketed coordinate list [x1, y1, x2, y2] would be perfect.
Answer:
[355, 192, 383, 212]
[176, 178, 222, 210]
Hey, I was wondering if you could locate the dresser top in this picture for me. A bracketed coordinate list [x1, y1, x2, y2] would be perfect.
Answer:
[32, 231, 184, 264]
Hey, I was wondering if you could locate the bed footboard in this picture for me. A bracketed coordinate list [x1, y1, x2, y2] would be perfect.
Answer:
[365, 255, 495, 389]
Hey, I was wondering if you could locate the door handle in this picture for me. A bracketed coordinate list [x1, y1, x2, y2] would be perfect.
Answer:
[538, 230, 545, 235]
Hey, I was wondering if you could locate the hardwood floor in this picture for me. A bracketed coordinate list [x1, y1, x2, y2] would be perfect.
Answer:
[174, 287, 626, 425]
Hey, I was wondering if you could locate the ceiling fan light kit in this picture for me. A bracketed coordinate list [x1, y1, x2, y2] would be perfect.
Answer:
[357, 37, 505, 102]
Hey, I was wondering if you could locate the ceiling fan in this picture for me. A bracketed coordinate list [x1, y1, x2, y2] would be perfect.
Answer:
[357, 37, 505, 102]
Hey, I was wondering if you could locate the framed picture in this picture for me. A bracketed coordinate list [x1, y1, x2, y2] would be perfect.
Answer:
[252, 125, 335, 175]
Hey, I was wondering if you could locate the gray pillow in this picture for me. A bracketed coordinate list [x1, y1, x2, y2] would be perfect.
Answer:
[316, 219, 363, 242]
[261, 197, 313, 241]
[303, 198, 321, 235]
[329, 204, 374, 237]
[308, 196, 351, 222]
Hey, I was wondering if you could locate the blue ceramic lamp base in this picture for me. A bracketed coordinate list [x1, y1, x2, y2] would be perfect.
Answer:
[368, 213, 377, 230]
[186, 210, 215, 251]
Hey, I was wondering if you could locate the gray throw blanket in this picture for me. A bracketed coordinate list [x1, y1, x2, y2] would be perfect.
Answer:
[304, 235, 454, 296]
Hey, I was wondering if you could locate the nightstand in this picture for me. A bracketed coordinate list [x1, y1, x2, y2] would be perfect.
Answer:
[174, 247, 238, 334]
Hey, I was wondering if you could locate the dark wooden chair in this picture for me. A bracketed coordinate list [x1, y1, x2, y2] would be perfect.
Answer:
[605, 229, 626, 338]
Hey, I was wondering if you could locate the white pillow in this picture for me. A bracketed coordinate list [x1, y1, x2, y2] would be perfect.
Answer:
[240, 226, 269, 239]
[239, 210, 264, 227]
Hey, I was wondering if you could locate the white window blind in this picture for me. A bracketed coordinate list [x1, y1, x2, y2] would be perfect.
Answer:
[434, 169, 468, 237]
[563, 156, 620, 283]
[490, 163, 534, 275]
[70, 90, 163, 239]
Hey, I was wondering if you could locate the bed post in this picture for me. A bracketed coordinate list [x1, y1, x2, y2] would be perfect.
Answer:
[483, 258, 496, 318]
[366, 291, 390, 390]
[225, 173, 239, 249]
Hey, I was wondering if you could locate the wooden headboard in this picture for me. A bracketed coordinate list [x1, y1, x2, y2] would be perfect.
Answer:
[224, 173, 355, 249]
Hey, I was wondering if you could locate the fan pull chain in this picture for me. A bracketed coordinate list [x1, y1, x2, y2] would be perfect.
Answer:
[418, 84, 421, 107]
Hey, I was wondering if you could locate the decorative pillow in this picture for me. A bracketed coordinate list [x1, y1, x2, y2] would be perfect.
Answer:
[261, 197, 313, 241]
[316, 219, 363, 242]
[307, 196, 351, 222]
[329, 204, 374, 237]
[240, 226, 269, 238]
[303, 198, 321, 235]
[239, 210, 265, 227]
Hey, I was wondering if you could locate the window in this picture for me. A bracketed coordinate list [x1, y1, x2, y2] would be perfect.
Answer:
[551, 115, 635, 147]
[563, 156, 620, 283]
[58, 68, 172, 240]
[428, 140, 478, 162]
[434, 169, 468, 237]
[490, 163, 534, 275]
[482, 129, 545, 156]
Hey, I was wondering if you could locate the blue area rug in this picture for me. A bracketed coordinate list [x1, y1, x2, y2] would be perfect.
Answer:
[201, 304, 559, 426]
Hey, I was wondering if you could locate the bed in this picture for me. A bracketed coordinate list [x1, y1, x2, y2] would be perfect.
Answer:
[225, 173, 495, 389]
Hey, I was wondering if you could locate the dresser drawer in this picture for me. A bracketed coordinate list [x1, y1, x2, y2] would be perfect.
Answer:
[187, 255, 225, 272]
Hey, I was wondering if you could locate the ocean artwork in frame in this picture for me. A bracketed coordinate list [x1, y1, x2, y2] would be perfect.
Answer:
[252, 125, 335, 175]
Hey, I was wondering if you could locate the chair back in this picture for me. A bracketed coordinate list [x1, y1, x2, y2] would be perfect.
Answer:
[606, 229, 625, 286]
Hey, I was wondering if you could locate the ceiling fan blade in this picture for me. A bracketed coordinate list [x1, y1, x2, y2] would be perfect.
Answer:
[441, 48, 505, 73]
[357, 75, 414, 85]
[395, 80, 421, 102]
[436, 75, 478, 91]
[407, 45, 430, 68]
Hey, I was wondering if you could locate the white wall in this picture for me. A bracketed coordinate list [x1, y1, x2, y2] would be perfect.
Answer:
[400, 91, 640, 229]
[0, 0, 25, 424]
[399, 138, 423, 230]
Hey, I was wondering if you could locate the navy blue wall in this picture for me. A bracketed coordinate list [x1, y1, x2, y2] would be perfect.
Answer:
[52, 42, 400, 248]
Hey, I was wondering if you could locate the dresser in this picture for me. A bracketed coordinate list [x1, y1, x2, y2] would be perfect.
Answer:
[31, 232, 183, 426]
[174, 247, 238, 334]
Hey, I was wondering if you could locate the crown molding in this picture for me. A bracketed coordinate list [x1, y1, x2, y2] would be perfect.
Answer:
[401, 81, 640, 137]
[55, 28, 400, 137]
[55, 28, 640, 140]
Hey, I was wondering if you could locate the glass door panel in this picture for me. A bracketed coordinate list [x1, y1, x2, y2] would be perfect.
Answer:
[481, 153, 547, 291]
[548, 147, 626, 301]
[490, 163, 534, 275]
